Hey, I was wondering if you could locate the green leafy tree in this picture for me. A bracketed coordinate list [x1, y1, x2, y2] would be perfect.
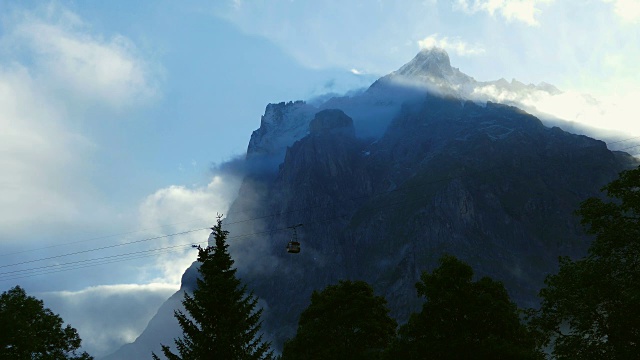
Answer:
[385, 255, 542, 360]
[0, 285, 93, 360]
[534, 166, 640, 359]
[281, 280, 397, 360]
[153, 216, 273, 360]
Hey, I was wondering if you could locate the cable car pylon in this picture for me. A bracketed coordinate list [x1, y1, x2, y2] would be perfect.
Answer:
[286, 223, 303, 254]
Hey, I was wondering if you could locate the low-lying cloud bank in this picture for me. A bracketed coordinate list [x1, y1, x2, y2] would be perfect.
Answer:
[470, 83, 640, 153]
[31, 164, 243, 358]
[39, 283, 177, 358]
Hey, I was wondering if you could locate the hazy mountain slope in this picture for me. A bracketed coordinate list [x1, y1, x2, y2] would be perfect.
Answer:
[231, 98, 636, 349]
[102, 49, 638, 359]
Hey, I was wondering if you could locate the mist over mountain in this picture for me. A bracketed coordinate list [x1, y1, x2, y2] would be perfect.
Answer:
[102, 48, 638, 359]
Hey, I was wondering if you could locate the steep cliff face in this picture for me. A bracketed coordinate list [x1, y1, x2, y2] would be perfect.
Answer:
[247, 48, 564, 156]
[246, 100, 317, 161]
[217, 96, 637, 351]
[103, 49, 638, 359]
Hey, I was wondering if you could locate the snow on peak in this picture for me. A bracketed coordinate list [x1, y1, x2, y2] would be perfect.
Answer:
[246, 100, 317, 159]
[373, 47, 474, 99]
[396, 47, 452, 78]
[244, 48, 567, 167]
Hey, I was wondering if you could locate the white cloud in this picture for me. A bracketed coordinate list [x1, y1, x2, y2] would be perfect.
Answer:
[0, 5, 159, 240]
[418, 34, 485, 56]
[0, 62, 96, 238]
[10, 6, 159, 109]
[1, 7, 241, 356]
[534, 91, 640, 141]
[454, 0, 554, 26]
[471, 84, 640, 148]
[603, 0, 640, 23]
[137, 175, 241, 285]
[39, 283, 177, 357]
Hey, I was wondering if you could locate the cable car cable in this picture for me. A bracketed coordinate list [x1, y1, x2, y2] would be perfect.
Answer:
[0, 228, 208, 269]
[0, 157, 623, 278]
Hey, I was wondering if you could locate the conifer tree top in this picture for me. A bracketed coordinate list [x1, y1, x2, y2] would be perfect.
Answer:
[153, 215, 273, 360]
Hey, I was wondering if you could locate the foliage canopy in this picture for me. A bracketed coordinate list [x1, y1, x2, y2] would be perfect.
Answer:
[0, 285, 93, 360]
[385, 255, 542, 360]
[534, 166, 640, 359]
[281, 280, 397, 360]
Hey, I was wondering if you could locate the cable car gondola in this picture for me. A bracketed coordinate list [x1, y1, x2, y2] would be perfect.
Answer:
[286, 224, 303, 254]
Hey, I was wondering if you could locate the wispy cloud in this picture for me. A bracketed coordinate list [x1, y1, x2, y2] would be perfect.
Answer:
[0, 64, 89, 237]
[0, 4, 160, 240]
[603, 0, 640, 23]
[418, 34, 485, 56]
[453, 0, 554, 26]
[11, 5, 159, 109]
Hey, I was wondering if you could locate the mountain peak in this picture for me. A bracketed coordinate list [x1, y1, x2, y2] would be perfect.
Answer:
[396, 47, 452, 78]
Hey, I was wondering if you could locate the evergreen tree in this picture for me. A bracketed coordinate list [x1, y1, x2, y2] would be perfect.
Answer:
[153, 216, 273, 360]
[533, 166, 640, 359]
[0, 285, 93, 360]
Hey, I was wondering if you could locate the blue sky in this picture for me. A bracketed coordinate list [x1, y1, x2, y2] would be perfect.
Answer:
[0, 0, 638, 357]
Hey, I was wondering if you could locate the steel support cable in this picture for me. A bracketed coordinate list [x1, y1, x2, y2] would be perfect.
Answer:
[3, 133, 639, 258]
[0, 164, 510, 259]
[0, 243, 194, 277]
[0, 228, 208, 269]
[0, 249, 180, 280]
[0, 212, 376, 282]
[0, 217, 215, 258]
[0, 158, 616, 274]
[0, 164, 508, 269]
[0, 165, 602, 283]
[0, 222, 305, 280]
[0, 246, 191, 282]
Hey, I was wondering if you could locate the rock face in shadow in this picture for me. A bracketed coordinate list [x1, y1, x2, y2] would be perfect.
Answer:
[103, 50, 639, 359]
[308, 109, 355, 137]
[229, 95, 637, 350]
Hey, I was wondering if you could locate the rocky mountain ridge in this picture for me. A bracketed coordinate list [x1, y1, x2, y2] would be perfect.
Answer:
[246, 48, 564, 165]
[102, 49, 638, 359]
